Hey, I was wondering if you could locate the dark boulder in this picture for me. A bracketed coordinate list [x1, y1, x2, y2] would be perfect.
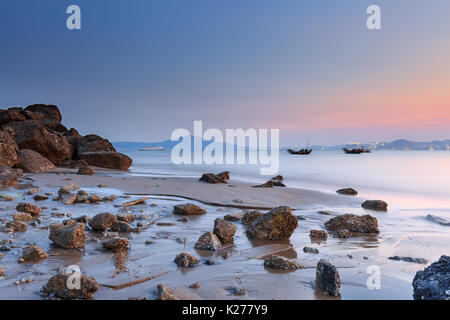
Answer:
[41, 273, 99, 299]
[213, 218, 237, 243]
[49, 223, 86, 249]
[25, 104, 62, 123]
[6, 120, 72, 165]
[412, 255, 450, 300]
[316, 259, 341, 297]
[361, 200, 388, 211]
[199, 173, 227, 184]
[194, 232, 221, 251]
[173, 203, 206, 215]
[336, 188, 358, 196]
[246, 206, 298, 240]
[18, 149, 55, 173]
[88, 213, 117, 231]
[0, 108, 26, 125]
[324, 214, 379, 234]
[310, 229, 328, 240]
[264, 255, 302, 270]
[174, 252, 200, 268]
[79, 151, 132, 170]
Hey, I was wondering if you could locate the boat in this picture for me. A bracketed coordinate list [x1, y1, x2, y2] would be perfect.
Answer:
[287, 148, 312, 155]
[138, 146, 166, 151]
[342, 147, 371, 154]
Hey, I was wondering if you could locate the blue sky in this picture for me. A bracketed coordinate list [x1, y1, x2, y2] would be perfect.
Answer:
[1, 1, 450, 146]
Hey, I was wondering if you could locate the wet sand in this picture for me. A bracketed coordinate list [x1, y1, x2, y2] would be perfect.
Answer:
[0, 168, 449, 300]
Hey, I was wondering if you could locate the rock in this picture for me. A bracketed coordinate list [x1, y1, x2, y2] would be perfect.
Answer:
[110, 221, 132, 233]
[213, 218, 237, 243]
[117, 213, 135, 223]
[0, 194, 14, 201]
[87, 194, 102, 203]
[79, 151, 132, 170]
[224, 213, 243, 221]
[77, 134, 116, 155]
[318, 210, 332, 216]
[303, 246, 319, 254]
[19, 245, 48, 263]
[189, 282, 201, 289]
[34, 194, 49, 201]
[199, 173, 227, 184]
[6, 120, 72, 165]
[388, 256, 428, 264]
[174, 252, 200, 268]
[13, 212, 33, 222]
[6, 220, 28, 233]
[58, 182, 80, 194]
[0, 129, 19, 167]
[324, 214, 379, 234]
[88, 213, 117, 231]
[0, 265, 4, 276]
[49, 223, 86, 249]
[310, 230, 328, 240]
[16, 202, 41, 216]
[297, 215, 307, 220]
[157, 283, 180, 300]
[179, 216, 189, 223]
[335, 229, 351, 238]
[60, 192, 77, 205]
[26, 188, 40, 195]
[18, 149, 55, 173]
[0, 165, 22, 186]
[246, 206, 298, 240]
[102, 237, 130, 251]
[63, 128, 81, 158]
[336, 188, 358, 196]
[194, 232, 221, 251]
[173, 203, 206, 215]
[412, 255, 450, 300]
[264, 255, 302, 270]
[241, 210, 262, 225]
[270, 175, 286, 187]
[0, 108, 26, 125]
[316, 259, 341, 297]
[425, 214, 450, 226]
[41, 273, 99, 299]
[216, 171, 230, 181]
[62, 159, 89, 169]
[25, 104, 62, 123]
[204, 259, 216, 265]
[253, 180, 274, 188]
[229, 287, 247, 296]
[77, 166, 95, 175]
[361, 200, 388, 211]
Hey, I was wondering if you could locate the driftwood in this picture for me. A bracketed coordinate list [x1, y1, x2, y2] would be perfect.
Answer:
[101, 271, 169, 290]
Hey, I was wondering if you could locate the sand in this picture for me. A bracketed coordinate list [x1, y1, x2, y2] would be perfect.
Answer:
[0, 167, 449, 300]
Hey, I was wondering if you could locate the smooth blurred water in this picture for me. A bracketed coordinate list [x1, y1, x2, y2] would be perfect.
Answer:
[124, 149, 450, 209]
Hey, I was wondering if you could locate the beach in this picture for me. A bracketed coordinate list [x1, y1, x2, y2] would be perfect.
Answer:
[1, 164, 449, 300]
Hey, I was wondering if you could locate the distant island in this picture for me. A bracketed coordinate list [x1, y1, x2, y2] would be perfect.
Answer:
[113, 138, 450, 152]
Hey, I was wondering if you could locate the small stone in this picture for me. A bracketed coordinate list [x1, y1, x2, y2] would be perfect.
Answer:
[110, 221, 132, 233]
[117, 213, 135, 223]
[49, 223, 86, 249]
[174, 252, 200, 268]
[297, 215, 307, 220]
[336, 188, 358, 196]
[77, 166, 95, 175]
[310, 230, 328, 240]
[88, 213, 117, 231]
[157, 283, 180, 300]
[194, 232, 221, 251]
[303, 246, 319, 254]
[19, 245, 48, 263]
[189, 282, 200, 289]
[13, 212, 33, 222]
[34, 195, 49, 201]
[229, 287, 247, 296]
[388, 256, 428, 264]
[102, 237, 130, 251]
[16, 202, 41, 216]
[173, 203, 206, 215]
[26, 188, 40, 195]
[41, 273, 99, 299]
[213, 218, 237, 243]
[6, 220, 28, 233]
[315, 259, 341, 297]
[361, 200, 388, 212]
[224, 213, 243, 222]
[318, 211, 332, 215]
[179, 217, 189, 223]
[60, 192, 77, 205]
[0, 265, 4, 276]
[264, 255, 302, 270]
[87, 194, 102, 203]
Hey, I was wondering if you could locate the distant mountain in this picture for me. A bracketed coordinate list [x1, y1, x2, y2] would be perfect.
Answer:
[114, 138, 450, 152]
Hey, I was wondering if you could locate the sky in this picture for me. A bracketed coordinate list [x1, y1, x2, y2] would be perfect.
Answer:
[1, 0, 450, 146]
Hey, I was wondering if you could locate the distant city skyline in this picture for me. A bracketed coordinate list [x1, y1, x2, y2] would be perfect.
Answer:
[1, 0, 450, 146]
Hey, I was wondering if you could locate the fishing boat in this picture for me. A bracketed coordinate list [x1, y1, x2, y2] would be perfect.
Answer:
[342, 147, 371, 154]
[287, 148, 312, 155]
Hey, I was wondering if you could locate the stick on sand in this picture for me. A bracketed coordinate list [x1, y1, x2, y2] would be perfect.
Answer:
[101, 271, 169, 290]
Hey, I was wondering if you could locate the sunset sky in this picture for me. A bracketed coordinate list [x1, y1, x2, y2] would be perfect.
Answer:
[1, 0, 450, 146]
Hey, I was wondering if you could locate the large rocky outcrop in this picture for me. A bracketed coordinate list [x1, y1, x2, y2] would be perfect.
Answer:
[18, 149, 55, 173]
[412, 255, 450, 300]
[5, 120, 72, 165]
[246, 206, 298, 240]
[0, 129, 19, 167]
[79, 151, 132, 170]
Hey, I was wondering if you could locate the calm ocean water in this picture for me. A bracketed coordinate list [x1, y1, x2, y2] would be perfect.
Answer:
[123, 150, 450, 210]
